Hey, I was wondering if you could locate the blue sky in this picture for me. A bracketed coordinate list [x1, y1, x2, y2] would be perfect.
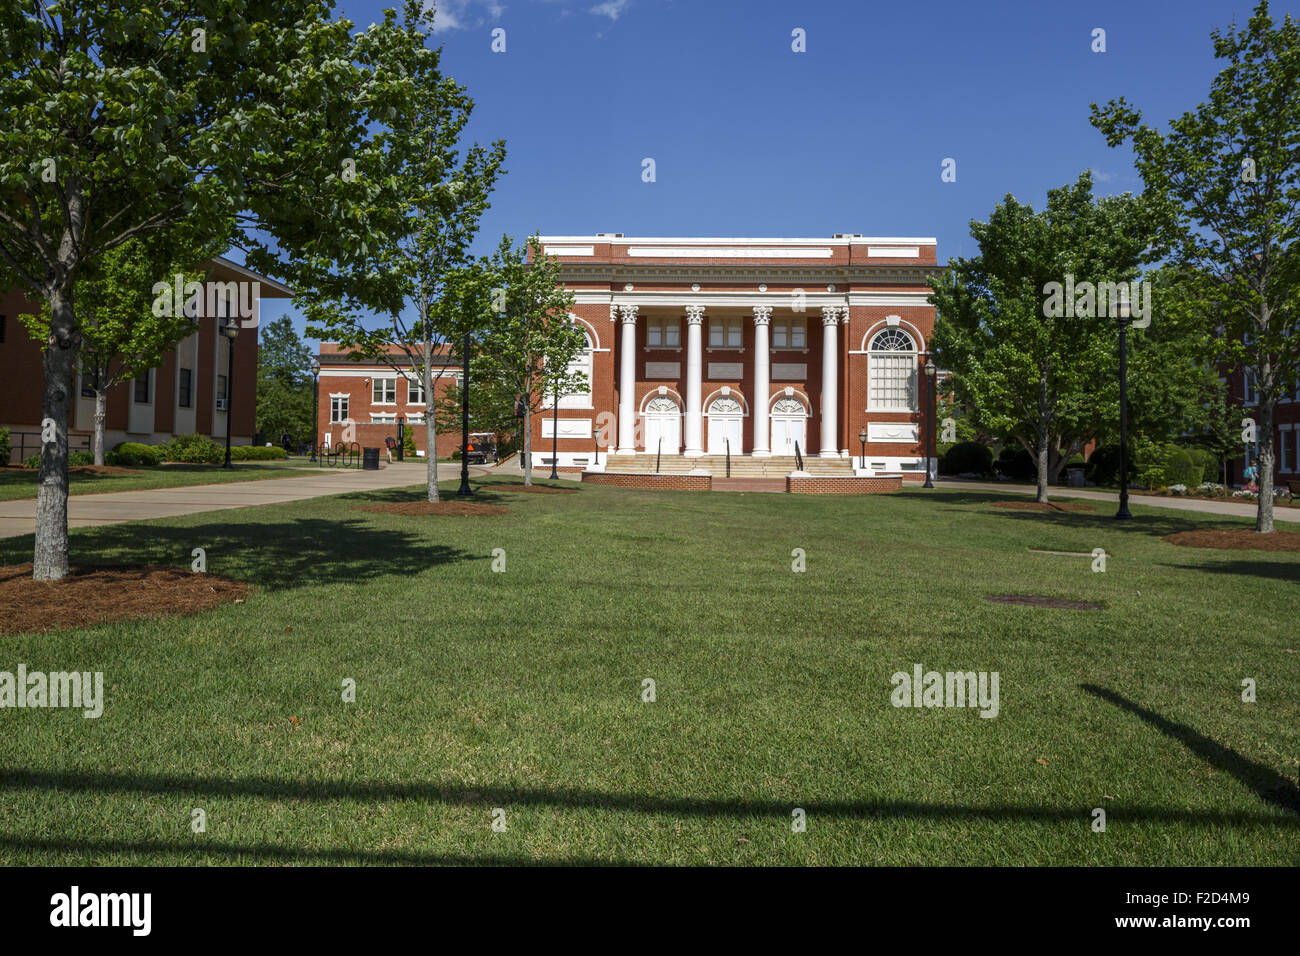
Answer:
[269, 0, 1291, 340]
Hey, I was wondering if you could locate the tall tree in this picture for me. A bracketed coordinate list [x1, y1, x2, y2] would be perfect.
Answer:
[305, 0, 506, 502]
[928, 173, 1155, 502]
[476, 236, 588, 486]
[0, 1, 421, 578]
[1091, 0, 1300, 532]
[256, 316, 315, 447]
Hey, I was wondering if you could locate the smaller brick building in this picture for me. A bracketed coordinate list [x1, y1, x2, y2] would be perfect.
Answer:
[1223, 365, 1300, 486]
[315, 344, 462, 459]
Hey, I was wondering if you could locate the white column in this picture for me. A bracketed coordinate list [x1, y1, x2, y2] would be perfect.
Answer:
[820, 307, 840, 457]
[683, 305, 705, 457]
[751, 306, 772, 457]
[616, 305, 638, 454]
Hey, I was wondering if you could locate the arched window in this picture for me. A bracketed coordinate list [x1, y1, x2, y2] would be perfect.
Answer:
[548, 331, 594, 409]
[868, 328, 917, 410]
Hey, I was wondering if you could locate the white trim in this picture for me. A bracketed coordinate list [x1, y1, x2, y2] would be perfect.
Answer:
[861, 319, 927, 354]
[629, 246, 834, 258]
[543, 245, 594, 256]
[538, 235, 937, 246]
[867, 246, 921, 258]
[845, 292, 934, 307]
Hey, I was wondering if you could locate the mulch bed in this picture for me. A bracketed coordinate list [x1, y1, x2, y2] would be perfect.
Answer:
[1164, 529, 1300, 552]
[356, 501, 510, 516]
[71, 465, 143, 477]
[0, 563, 249, 635]
[993, 500, 1095, 512]
[985, 594, 1103, 610]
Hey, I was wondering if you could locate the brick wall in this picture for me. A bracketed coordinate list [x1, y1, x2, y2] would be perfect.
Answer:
[581, 472, 712, 491]
[786, 475, 902, 494]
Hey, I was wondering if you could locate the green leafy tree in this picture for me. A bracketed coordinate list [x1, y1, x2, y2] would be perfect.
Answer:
[928, 173, 1155, 502]
[305, 1, 506, 502]
[256, 317, 315, 449]
[1091, 0, 1300, 531]
[476, 236, 587, 486]
[0, 1, 424, 579]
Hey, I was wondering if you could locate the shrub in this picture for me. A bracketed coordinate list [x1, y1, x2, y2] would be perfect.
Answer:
[68, 450, 95, 467]
[23, 454, 40, 469]
[1084, 444, 1138, 486]
[107, 442, 163, 467]
[1187, 447, 1220, 485]
[939, 441, 993, 476]
[402, 426, 417, 458]
[995, 445, 1035, 481]
[229, 444, 288, 461]
[0, 426, 10, 466]
[160, 433, 223, 464]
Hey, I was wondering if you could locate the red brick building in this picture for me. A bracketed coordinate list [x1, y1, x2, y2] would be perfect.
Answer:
[529, 234, 943, 476]
[314, 343, 462, 459]
[1224, 365, 1300, 486]
[1, 257, 291, 463]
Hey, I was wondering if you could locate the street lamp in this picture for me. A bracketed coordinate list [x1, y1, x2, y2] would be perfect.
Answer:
[221, 320, 239, 469]
[923, 358, 937, 489]
[1115, 307, 1134, 519]
[309, 357, 320, 461]
[858, 428, 868, 471]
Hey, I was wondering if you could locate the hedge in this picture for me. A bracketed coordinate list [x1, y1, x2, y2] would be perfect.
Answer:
[229, 445, 288, 460]
[160, 433, 224, 464]
[107, 442, 163, 467]
[939, 441, 994, 476]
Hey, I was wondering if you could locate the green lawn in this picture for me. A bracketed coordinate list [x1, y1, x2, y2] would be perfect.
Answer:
[0, 479, 1296, 865]
[0, 460, 321, 501]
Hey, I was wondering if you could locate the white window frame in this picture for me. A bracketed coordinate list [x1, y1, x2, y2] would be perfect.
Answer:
[405, 374, 425, 406]
[867, 328, 917, 412]
[772, 318, 806, 349]
[709, 317, 743, 349]
[330, 394, 349, 423]
[372, 375, 397, 405]
[647, 319, 681, 349]
[543, 336, 594, 410]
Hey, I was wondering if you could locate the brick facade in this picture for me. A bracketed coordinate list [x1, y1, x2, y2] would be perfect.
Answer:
[786, 475, 903, 494]
[581, 472, 712, 491]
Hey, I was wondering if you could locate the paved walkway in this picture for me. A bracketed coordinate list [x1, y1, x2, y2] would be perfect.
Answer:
[935, 479, 1300, 523]
[0, 462, 485, 539]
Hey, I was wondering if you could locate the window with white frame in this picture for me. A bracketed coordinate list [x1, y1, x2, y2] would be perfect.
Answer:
[1243, 368, 1259, 405]
[370, 413, 397, 424]
[330, 395, 349, 423]
[868, 328, 917, 410]
[1280, 428, 1292, 474]
[544, 333, 594, 409]
[406, 374, 425, 405]
[372, 375, 397, 404]
[647, 318, 680, 348]
[709, 317, 743, 348]
[771, 318, 806, 349]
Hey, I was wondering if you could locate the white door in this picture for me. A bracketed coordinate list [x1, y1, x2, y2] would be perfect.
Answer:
[645, 414, 680, 454]
[708, 414, 742, 454]
[771, 416, 806, 456]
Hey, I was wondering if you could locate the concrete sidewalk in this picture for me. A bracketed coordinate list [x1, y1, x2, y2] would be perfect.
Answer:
[0, 462, 485, 539]
[934, 478, 1300, 523]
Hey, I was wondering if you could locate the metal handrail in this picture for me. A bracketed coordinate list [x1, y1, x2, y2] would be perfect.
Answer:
[725, 437, 731, 478]
[656, 436, 662, 474]
[794, 440, 803, 472]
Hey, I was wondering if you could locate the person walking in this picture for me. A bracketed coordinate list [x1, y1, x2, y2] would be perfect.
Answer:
[384, 434, 396, 464]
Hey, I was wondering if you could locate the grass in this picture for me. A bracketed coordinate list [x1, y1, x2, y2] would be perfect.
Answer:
[0, 479, 1296, 865]
[0, 460, 322, 501]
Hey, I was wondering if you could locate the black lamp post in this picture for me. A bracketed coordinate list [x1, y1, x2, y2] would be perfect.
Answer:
[1115, 311, 1133, 519]
[923, 358, 937, 488]
[549, 377, 560, 480]
[457, 330, 473, 497]
[221, 320, 239, 468]
[396, 414, 404, 462]
[309, 357, 320, 461]
[858, 428, 867, 471]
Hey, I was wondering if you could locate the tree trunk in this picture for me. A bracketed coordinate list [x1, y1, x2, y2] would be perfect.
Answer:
[92, 385, 107, 466]
[523, 403, 533, 486]
[1035, 426, 1050, 503]
[34, 288, 76, 581]
[1256, 399, 1275, 533]
[426, 397, 439, 503]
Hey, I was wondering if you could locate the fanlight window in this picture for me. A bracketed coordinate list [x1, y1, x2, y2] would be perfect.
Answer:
[645, 396, 680, 414]
[772, 397, 806, 416]
[708, 397, 743, 416]
[868, 328, 917, 410]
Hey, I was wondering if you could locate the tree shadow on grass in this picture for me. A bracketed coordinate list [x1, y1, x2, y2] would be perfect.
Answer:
[1, 766, 1295, 829]
[1081, 684, 1300, 815]
[0, 518, 473, 592]
[1159, 560, 1300, 583]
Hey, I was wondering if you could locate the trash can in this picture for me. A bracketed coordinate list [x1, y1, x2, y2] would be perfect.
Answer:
[1067, 467, 1085, 488]
[362, 447, 380, 470]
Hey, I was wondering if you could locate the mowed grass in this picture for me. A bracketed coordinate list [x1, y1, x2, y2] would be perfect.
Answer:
[0, 479, 1296, 865]
[0, 460, 322, 501]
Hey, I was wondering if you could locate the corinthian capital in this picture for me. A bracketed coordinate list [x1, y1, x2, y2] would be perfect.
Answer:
[684, 305, 705, 325]
[752, 305, 773, 325]
[821, 305, 844, 326]
[619, 304, 639, 324]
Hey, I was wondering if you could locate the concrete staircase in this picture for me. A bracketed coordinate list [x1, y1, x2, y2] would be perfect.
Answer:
[601, 453, 855, 478]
